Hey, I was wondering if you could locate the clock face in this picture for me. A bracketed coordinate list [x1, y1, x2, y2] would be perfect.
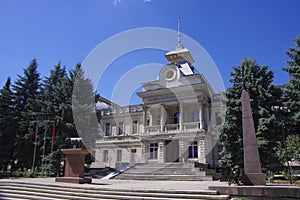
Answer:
[165, 68, 176, 81]
[166, 71, 174, 79]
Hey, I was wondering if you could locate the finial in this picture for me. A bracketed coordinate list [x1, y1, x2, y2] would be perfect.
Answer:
[177, 16, 183, 49]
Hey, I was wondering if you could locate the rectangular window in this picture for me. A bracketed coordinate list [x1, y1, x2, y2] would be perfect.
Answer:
[150, 143, 158, 159]
[131, 149, 137, 162]
[117, 150, 122, 162]
[132, 120, 138, 134]
[105, 123, 110, 136]
[193, 111, 199, 122]
[188, 141, 198, 158]
[103, 150, 108, 162]
[118, 122, 123, 135]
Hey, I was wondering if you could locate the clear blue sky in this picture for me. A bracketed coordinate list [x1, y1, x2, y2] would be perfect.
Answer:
[0, 0, 299, 104]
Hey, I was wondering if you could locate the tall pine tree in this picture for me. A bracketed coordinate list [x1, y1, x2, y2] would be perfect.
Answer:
[219, 58, 282, 184]
[41, 62, 77, 146]
[71, 63, 99, 150]
[0, 78, 17, 172]
[283, 35, 300, 136]
[12, 59, 42, 170]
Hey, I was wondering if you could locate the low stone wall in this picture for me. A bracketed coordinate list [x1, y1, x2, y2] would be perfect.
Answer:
[209, 185, 300, 199]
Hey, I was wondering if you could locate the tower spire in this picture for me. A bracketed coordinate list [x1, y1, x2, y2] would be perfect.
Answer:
[165, 16, 194, 64]
[177, 16, 183, 49]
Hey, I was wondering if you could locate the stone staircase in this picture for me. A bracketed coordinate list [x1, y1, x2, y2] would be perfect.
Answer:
[115, 162, 218, 181]
[0, 181, 230, 200]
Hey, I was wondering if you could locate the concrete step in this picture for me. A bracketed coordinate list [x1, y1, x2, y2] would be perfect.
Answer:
[125, 168, 207, 176]
[134, 163, 189, 168]
[115, 163, 213, 181]
[116, 174, 213, 181]
[0, 181, 229, 200]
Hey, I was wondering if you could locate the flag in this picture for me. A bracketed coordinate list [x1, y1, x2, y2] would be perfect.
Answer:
[35, 125, 39, 138]
[51, 124, 55, 139]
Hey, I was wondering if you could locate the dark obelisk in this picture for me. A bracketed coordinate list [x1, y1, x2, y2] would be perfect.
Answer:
[241, 89, 266, 185]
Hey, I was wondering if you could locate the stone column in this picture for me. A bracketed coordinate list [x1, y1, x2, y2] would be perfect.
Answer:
[143, 106, 148, 135]
[198, 140, 206, 163]
[199, 103, 204, 129]
[179, 102, 184, 131]
[242, 90, 265, 185]
[160, 104, 166, 132]
[205, 104, 210, 131]
[158, 141, 164, 163]
[178, 139, 185, 163]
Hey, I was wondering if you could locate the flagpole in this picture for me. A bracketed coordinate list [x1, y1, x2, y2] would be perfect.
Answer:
[31, 125, 38, 172]
[41, 126, 47, 175]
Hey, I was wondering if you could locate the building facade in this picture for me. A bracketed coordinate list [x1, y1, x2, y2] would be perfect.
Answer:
[92, 39, 224, 170]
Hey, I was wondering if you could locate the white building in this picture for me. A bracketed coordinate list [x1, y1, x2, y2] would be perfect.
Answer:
[92, 32, 224, 171]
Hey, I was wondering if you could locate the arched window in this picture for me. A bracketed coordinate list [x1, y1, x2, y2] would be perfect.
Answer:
[156, 115, 161, 125]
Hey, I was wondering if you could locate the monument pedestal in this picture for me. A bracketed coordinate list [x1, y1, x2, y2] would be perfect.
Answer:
[242, 173, 266, 185]
[55, 148, 91, 184]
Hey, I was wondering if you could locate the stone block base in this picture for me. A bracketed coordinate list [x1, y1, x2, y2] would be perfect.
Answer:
[209, 185, 300, 199]
[242, 173, 266, 185]
[55, 177, 92, 184]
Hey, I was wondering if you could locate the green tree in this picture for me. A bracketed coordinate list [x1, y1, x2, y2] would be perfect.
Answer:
[219, 58, 282, 184]
[12, 59, 42, 170]
[0, 77, 17, 172]
[71, 63, 99, 150]
[34, 62, 78, 173]
[277, 134, 300, 165]
[283, 35, 300, 136]
[41, 62, 77, 144]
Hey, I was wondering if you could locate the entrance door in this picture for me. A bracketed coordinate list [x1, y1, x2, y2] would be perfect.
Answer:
[165, 139, 179, 162]
[131, 149, 137, 162]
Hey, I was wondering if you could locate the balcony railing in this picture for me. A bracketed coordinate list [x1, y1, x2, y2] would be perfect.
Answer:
[144, 122, 202, 135]
[145, 125, 160, 135]
[165, 124, 179, 133]
[183, 122, 200, 131]
[99, 105, 143, 116]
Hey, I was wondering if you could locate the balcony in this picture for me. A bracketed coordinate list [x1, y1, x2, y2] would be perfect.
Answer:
[144, 122, 203, 135]
[99, 105, 143, 116]
[145, 125, 161, 135]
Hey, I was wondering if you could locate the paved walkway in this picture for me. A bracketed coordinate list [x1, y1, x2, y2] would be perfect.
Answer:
[0, 178, 229, 191]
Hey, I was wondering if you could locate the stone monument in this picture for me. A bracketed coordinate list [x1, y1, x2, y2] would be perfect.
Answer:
[241, 89, 266, 185]
[56, 138, 91, 184]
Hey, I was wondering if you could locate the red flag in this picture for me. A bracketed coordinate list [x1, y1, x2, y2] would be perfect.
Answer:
[35, 126, 39, 138]
[51, 124, 55, 139]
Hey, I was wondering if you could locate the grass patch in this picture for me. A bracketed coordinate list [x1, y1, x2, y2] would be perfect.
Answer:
[273, 179, 300, 187]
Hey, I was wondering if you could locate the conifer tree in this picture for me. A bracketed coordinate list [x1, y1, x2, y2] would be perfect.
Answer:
[33, 62, 75, 174]
[0, 77, 17, 172]
[219, 58, 282, 184]
[12, 59, 42, 169]
[71, 63, 99, 150]
[41, 62, 77, 145]
[283, 35, 300, 135]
